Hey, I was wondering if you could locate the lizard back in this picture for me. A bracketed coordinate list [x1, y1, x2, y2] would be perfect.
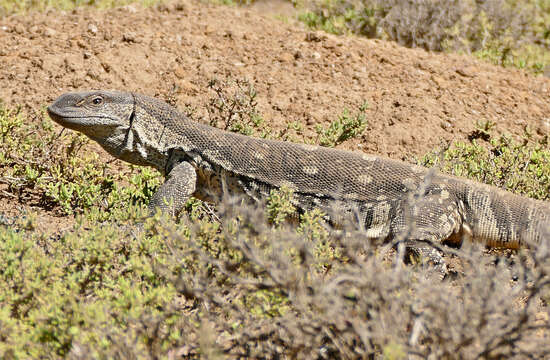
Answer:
[135, 93, 427, 203]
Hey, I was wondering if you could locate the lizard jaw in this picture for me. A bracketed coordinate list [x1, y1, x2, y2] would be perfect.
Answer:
[47, 93, 100, 132]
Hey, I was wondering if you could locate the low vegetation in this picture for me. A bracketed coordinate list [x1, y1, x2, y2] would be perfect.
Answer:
[299, 0, 550, 73]
[1, 79, 550, 358]
[422, 128, 550, 201]
[0, 105, 161, 221]
[314, 101, 368, 147]
[3, 197, 550, 358]
[1, 1, 550, 357]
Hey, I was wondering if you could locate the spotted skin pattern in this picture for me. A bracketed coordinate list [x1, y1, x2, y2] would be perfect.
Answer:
[48, 91, 550, 249]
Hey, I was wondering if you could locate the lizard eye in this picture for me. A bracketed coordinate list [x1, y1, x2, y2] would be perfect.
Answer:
[91, 96, 103, 105]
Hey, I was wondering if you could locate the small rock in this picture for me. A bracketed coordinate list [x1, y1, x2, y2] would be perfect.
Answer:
[122, 4, 138, 13]
[14, 24, 25, 34]
[203, 25, 214, 35]
[455, 67, 475, 78]
[86, 69, 100, 80]
[44, 27, 56, 37]
[156, 3, 170, 12]
[71, 77, 84, 88]
[87, 23, 98, 35]
[278, 52, 294, 62]
[122, 32, 140, 43]
[311, 52, 321, 60]
[101, 62, 112, 73]
[536, 118, 550, 135]
[305, 32, 325, 42]
[77, 40, 87, 49]
[174, 67, 186, 79]
[430, 75, 446, 88]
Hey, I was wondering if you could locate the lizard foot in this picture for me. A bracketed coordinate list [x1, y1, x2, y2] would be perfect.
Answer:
[405, 242, 449, 279]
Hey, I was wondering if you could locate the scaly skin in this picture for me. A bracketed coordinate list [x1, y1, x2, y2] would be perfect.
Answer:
[48, 90, 550, 249]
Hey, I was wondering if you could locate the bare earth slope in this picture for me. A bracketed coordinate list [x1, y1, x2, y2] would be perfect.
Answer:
[1, 1, 550, 160]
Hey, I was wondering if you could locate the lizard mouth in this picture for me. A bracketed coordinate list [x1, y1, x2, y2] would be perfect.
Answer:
[47, 105, 111, 134]
[47, 105, 71, 125]
[47, 93, 85, 128]
[46, 106, 63, 122]
[47, 106, 85, 130]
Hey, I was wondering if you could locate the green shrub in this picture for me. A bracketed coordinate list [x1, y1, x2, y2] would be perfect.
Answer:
[2, 198, 549, 358]
[421, 133, 550, 201]
[206, 78, 270, 138]
[0, 104, 161, 220]
[315, 101, 368, 147]
[300, 0, 550, 72]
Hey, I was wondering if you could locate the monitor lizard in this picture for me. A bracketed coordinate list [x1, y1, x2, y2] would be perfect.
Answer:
[47, 90, 550, 250]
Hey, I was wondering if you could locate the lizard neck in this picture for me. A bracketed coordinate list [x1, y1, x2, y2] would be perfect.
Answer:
[124, 94, 201, 172]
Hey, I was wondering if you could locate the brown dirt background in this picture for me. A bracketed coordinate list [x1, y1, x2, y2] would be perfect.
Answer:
[1, 0, 550, 227]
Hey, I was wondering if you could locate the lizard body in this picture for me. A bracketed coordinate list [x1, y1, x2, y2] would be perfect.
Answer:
[47, 91, 550, 248]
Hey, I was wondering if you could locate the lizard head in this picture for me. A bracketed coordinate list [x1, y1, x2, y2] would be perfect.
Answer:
[47, 90, 151, 165]
[48, 90, 133, 137]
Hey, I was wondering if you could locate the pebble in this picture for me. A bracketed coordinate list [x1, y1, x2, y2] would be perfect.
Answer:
[88, 23, 98, 35]
[44, 27, 56, 37]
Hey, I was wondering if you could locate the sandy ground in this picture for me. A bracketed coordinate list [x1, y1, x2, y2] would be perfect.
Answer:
[0, 0, 549, 228]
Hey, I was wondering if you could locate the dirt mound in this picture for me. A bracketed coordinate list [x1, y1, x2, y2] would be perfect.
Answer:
[1, 0, 549, 160]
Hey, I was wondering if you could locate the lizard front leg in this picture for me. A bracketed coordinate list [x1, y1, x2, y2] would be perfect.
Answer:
[148, 161, 197, 217]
